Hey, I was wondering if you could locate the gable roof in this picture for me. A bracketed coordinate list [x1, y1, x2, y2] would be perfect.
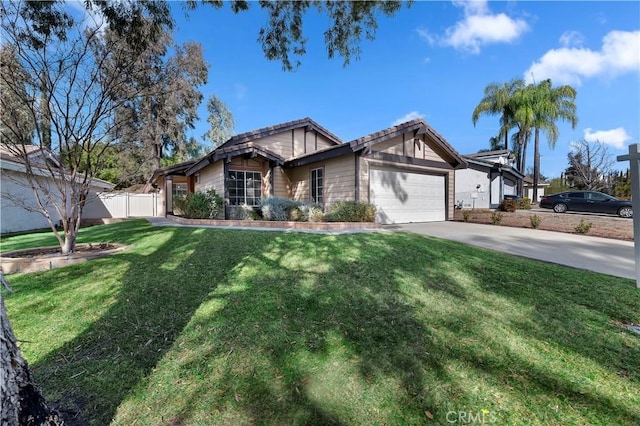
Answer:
[464, 156, 525, 180]
[185, 142, 285, 176]
[465, 149, 511, 159]
[0, 144, 60, 168]
[216, 117, 343, 150]
[351, 119, 466, 165]
[286, 118, 467, 168]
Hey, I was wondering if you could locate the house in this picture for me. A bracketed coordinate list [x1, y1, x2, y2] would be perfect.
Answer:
[522, 175, 550, 203]
[148, 117, 467, 224]
[1, 144, 114, 234]
[454, 150, 524, 209]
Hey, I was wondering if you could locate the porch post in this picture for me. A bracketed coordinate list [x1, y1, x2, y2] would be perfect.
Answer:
[617, 144, 640, 288]
[223, 159, 230, 220]
[165, 176, 173, 216]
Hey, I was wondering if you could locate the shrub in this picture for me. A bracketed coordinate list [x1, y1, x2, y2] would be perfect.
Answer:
[324, 200, 376, 222]
[308, 206, 325, 222]
[229, 204, 259, 220]
[574, 219, 592, 234]
[258, 197, 324, 222]
[500, 199, 518, 212]
[260, 197, 300, 221]
[518, 197, 532, 210]
[530, 214, 542, 229]
[490, 211, 503, 225]
[462, 210, 471, 222]
[173, 189, 222, 219]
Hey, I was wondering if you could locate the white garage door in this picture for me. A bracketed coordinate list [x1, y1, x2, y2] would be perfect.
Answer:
[370, 168, 445, 224]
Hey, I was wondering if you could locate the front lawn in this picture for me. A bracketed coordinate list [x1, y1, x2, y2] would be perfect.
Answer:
[3, 220, 639, 425]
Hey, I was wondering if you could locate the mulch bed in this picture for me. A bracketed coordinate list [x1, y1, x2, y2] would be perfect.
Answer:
[454, 209, 634, 241]
[3, 243, 118, 259]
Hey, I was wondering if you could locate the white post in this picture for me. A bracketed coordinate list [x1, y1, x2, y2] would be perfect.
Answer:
[617, 144, 640, 288]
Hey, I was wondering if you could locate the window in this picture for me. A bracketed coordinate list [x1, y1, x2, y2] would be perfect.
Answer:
[311, 167, 323, 204]
[229, 171, 262, 206]
[173, 183, 188, 199]
[587, 192, 610, 201]
[567, 192, 584, 199]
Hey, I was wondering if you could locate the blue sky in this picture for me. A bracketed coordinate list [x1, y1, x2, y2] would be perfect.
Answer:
[83, 1, 640, 178]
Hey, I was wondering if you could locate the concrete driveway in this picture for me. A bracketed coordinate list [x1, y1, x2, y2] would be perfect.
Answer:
[386, 222, 635, 280]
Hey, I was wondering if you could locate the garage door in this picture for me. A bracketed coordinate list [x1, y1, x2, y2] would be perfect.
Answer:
[370, 168, 445, 224]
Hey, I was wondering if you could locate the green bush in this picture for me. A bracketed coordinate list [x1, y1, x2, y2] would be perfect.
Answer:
[530, 214, 542, 229]
[229, 204, 259, 220]
[324, 200, 376, 222]
[574, 219, 592, 234]
[260, 197, 300, 221]
[490, 211, 503, 225]
[518, 197, 532, 210]
[173, 189, 222, 219]
[259, 197, 324, 222]
[500, 199, 518, 212]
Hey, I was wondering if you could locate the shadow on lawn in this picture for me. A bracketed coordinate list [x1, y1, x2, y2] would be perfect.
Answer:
[30, 225, 276, 425]
[27, 227, 640, 425]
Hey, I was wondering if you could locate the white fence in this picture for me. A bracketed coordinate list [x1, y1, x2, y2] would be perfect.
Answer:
[83, 192, 163, 219]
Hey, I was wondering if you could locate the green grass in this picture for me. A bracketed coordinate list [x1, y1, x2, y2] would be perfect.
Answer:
[3, 220, 639, 425]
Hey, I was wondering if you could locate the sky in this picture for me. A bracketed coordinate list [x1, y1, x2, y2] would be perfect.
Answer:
[82, 1, 640, 179]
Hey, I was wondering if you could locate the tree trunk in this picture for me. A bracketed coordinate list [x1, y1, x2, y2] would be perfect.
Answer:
[533, 128, 540, 203]
[1, 274, 64, 426]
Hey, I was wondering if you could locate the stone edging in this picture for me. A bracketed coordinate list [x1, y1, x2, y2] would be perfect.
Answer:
[1, 243, 130, 274]
[167, 215, 381, 231]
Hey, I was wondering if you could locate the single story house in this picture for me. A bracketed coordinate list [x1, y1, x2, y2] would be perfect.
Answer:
[148, 117, 468, 224]
[454, 150, 524, 209]
[1, 144, 114, 234]
[522, 175, 550, 203]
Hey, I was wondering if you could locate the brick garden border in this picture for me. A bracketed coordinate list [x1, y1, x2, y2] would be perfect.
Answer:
[168, 215, 381, 231]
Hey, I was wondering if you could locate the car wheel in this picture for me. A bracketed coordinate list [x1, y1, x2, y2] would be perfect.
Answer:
[618, 206, 633, 218]
[553, 203, 567, 213]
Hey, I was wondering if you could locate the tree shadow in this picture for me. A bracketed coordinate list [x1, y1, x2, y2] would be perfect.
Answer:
[30, 226, 276, 425]
[142, 232, 639, 425]
[20, 228, 640, 425]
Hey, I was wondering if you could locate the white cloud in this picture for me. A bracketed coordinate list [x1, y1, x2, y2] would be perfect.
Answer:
[420, 1, 529, 54]
[525, 30, 640, 85]
[392, 111, 425, 126]
[584, 127, 632, 149]
[559, 30, 584, 47]
[233, 83, 248, 101]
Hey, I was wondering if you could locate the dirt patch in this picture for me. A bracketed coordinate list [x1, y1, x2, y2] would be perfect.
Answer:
[1, 243, 129, 274]
[3, 243, 119, 259]
[454, 209, 633, 241]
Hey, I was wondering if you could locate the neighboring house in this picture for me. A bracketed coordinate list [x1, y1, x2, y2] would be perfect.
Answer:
[148, 117, 467, 224]
[522, 175, 550, 203]
[454, 150, 524, 209]
[1, 144, 114, 234]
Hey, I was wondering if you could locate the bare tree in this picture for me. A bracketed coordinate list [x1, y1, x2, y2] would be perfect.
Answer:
[1, 1, 160, 254]
[566, 139, 614, 190]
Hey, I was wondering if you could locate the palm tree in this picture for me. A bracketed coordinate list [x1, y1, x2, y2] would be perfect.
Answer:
[472, 79, 524, 150]
[528, 79, 578, 201]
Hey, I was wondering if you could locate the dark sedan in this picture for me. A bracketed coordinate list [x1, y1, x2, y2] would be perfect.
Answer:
[539, 190, 632, 218]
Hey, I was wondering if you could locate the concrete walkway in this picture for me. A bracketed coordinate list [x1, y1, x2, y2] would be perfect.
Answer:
[387, 222, 634, 280]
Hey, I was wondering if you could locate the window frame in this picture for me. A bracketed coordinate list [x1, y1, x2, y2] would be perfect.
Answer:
[310, 166, 324, 205]
[228, 170, 263, 206]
